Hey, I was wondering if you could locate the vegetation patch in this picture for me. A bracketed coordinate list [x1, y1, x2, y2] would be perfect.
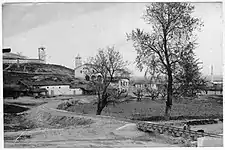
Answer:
[4, 104, 30, 113]
[57, 95, 223, 122]
[4, 113, 37, 132]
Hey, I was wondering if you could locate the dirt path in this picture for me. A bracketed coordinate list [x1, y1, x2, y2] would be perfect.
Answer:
[4, 99, 178, 148]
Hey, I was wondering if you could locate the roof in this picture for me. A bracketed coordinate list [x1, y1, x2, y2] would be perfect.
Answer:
[21, 80, 71, 86]
[3, 53, 27, 59]
[70, 84, 95, 91]
[109, 77, 130, 83]
[74, 63, 92, 70]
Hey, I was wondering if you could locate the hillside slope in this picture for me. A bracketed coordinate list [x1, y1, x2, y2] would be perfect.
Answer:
[3, 63, 74, 76]
[3, 63, 75, 85]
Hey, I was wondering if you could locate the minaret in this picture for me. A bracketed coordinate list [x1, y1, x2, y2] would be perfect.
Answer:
[74, 54, 83, 78]
[209, 49, 213, 83]
[211, 64, 214, 83]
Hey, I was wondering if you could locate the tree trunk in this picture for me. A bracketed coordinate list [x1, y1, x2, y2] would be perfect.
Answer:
[165, 70, 173, 120]
[96, 96, 107, 115]
[165, 104, 171, 120]
[96, 105, 104, 115]
[96, 101, 104, 115]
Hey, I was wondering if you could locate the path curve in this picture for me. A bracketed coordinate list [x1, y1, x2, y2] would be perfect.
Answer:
[5, 99, 178, 148]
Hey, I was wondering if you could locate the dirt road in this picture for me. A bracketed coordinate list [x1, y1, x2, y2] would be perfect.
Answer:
[4, 99, 178, 148]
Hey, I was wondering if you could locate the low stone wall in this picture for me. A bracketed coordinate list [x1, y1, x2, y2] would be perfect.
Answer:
[163, 118, 223, 127]
[137, 121, 222, 141]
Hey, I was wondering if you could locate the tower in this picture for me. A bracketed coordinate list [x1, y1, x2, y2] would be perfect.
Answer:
[209, 49, 213, 83]
[74, 54, 84, 79]
[38, 47, 46, 63]
[75, 54, 82, 68]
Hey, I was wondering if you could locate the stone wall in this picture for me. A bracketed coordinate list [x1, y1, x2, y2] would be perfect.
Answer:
[137, 121, 222, 141]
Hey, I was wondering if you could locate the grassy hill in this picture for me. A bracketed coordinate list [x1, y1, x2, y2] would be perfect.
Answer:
[3, 63, 75, 85]
[3, 63, 74, 76]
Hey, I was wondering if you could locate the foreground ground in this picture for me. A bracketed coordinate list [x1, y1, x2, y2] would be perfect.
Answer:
[4, 97, 177, 147]
[4, 95, 223, 148]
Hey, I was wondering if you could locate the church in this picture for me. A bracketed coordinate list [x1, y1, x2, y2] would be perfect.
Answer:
[73, 54, 130, 93]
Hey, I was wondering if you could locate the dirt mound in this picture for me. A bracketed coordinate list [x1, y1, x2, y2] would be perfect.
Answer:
[44, 112, 94, 128]
[29, 109, 94, 129]
[56, 101, 73, 110]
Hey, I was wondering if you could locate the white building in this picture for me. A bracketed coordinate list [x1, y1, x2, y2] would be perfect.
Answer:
[22, 81, 83, 96]
[39, 84, 83, 96]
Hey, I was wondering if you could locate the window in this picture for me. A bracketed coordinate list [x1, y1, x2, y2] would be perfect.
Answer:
[59, 87, 61, 89]
[47, 87, 49, 89]
[80, 70, 82, 73]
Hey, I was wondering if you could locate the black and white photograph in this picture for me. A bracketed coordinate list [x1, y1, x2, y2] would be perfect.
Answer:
[1, 0, 224, 148]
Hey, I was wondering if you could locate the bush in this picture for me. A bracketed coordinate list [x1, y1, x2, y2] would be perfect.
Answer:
[56, 101, 73, 110]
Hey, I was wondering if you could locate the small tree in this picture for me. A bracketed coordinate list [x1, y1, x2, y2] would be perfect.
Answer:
[127, 2, 203, 119]
[133, 88, 144, 101]
[86, 46, 129, 115]
[143, 54, 161, 100]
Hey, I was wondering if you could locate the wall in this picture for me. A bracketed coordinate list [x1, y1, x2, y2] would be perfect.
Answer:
[39, 85, 83, 96]
[74, 66, 85, 79]
[3, 59, 45, 64]
[137, 121, 223, 142]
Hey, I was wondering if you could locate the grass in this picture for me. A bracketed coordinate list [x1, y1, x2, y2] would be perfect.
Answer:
[57, 95, 223, 121]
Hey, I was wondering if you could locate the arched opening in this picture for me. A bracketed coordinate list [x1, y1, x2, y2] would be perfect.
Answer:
[91, 75, 96, 81]
[97, 75, 102, 81]
[85, 75, 90, 81]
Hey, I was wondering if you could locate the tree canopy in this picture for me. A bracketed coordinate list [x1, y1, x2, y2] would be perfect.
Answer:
[127, 2, 203, 119]
[86, 46, 129, 115]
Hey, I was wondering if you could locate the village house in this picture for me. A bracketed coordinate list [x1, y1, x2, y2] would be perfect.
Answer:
[21, 80, 83, 96]
[130, 77, 163, 97]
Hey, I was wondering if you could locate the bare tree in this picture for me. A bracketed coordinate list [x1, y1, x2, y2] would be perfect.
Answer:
[127, 2, 202, 120]
[86, 46, 129, 115]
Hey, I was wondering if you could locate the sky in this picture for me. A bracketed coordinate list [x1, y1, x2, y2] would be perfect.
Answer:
[2, 2, 223, 77]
